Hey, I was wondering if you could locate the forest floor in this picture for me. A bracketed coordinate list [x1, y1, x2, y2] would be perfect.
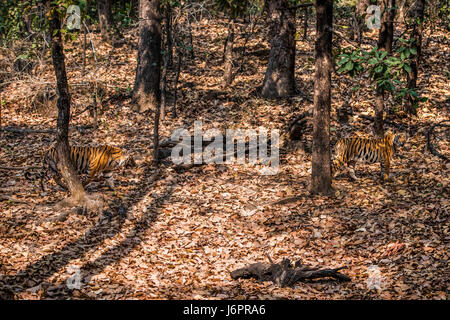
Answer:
[0, 17, 448, 299]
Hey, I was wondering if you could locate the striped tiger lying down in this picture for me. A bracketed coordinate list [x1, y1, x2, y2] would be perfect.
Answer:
[332, 131, 406, 181]
[26, 145, 128, 191]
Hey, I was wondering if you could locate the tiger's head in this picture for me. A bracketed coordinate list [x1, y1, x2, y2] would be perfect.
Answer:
[393, 132, 407, 147]
[107, 146, 129, 167]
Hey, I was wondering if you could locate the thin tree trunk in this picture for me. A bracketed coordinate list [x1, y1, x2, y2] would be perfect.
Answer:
[153, 94, 161, 167]
[261, 0, 296, 98]
[311, 0, 333, 195]
[374, 0, 396, 136]
[303, 6, 309, 39]
[374, 86, 385, 136]
[223, 19, 235, 86]
[186, 17, 195, 60]
[97, 0, 113, 42]
[407, 0, 425, 115]
[356, 0, 370, 22]
[172, 50, 181, 118]
[133, 0, 162, 112]
[222, 18, 232, 63]
[48, 1, 85, 199]
[160, 52, 169, 119]
[165, 5, 173, 67]
[354, 0, 370, 43]
[378, 0, 396, 54]
[82, 23, 87, 75]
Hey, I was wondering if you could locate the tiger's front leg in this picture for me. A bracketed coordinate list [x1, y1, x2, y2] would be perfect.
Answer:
[103, 171, 115, 190]
[347, 160, 357, 180]
[380, 158, 390, 181]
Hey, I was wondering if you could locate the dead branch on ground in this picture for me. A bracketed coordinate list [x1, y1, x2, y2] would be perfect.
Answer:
[230, 255, 350, 287]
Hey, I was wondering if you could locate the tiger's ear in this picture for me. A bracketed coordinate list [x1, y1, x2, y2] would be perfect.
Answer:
[393, 132, 407, 145]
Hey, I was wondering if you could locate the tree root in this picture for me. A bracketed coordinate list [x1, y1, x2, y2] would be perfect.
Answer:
[0, 195, 29, 204]
[0, 165, 41, 171]
[230, 255, 350, 287]
[55, 192, 105, 214]
[426, 120, 449, 161]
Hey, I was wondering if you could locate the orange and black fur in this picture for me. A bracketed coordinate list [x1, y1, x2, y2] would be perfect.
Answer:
[26, 145, 128, 191]
[332, 132, 406, 181]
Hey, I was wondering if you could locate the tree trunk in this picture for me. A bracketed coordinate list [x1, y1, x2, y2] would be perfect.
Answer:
[378, 0, 396, 54]
[311, 0, 333, 195]
[223, 20, 235, 86]
[160, 51, 169, 118]
[356, 0, 370, 17]
[261, 0, 296, 99]
[165, 4, 173, 67]
[303, 6, 309, 39]
[48, 2, 85, 199]
[97, 0, 113, 42]
[374, 86, 385, 137]
[374, 0, 396, 136]
[406, 0, 425, 115]
[133, 0, 162, 112]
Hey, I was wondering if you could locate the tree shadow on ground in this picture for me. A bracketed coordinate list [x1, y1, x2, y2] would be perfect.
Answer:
[0, 165, 171, 298]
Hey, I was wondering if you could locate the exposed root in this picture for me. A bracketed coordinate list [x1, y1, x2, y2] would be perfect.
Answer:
[55, 192, 105, 214]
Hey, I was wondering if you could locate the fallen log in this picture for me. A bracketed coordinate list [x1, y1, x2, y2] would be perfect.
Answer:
[0, 165, 41, 171]
[2, 126, 54, 134]
[230, 255, 350, 287]
[0, 195, 29, 204]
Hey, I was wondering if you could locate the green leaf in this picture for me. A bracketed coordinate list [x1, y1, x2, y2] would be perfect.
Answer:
[403, 64, 412, 73]
[337, 56, 349, 65]
[345, 61, 354, 71]
[405, 48, 411, 58]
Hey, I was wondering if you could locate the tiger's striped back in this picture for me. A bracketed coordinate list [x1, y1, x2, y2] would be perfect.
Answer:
[332, 132, 405, 181]
[68, 145, 125, 174]
[41, 145, 127, 190]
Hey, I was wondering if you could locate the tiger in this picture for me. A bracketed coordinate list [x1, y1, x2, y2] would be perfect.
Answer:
[332, 131, 406, 181]
[26, 145, 128, 191]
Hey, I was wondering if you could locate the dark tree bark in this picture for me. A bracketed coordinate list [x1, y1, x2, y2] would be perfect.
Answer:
[374, 86, 385, 136]
[171, 49, 181, 118]
[160, 52, 169, 118]
[230, 257, 350, 287]
[164, 4, 173, 67]
[186, 15, 195, 60]
[133, 0, 162, 112]
[311, 0, 333, 195]
[374, 0, 396, 137]
[303, 6, 309, 40]
[153, 89, 161, 167]
[406, 0, 426, 115]
[261, 0, 296, 99]
[356, 0, 370, 17]
[48, 2, 85, 199]
[355, 0, 370, 39]
[97, 0, 113, 42]
[223, 20, 235, 86]
[378, 0, 396, 54]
